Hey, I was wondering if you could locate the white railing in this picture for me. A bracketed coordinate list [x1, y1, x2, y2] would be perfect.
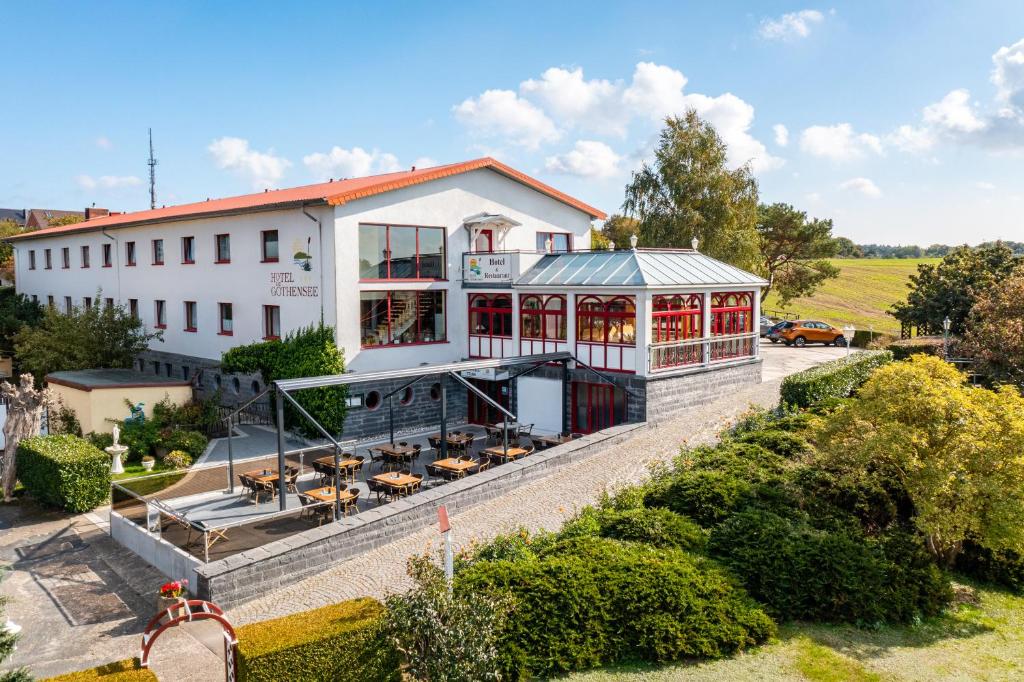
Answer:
[649, 332, 758, 372]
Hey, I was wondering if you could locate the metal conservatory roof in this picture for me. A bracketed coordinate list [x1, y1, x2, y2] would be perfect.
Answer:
[515, 249, 768, 288]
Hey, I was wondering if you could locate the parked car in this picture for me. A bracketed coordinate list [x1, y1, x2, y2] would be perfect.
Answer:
[759, 316, 775, 337]
[765, 321, 788, 342]
[771, 320, 848, 347]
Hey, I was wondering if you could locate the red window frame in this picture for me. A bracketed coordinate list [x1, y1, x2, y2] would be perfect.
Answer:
[263, 304, 281, 340]
[61, 247, 69, 269]
[358, 223, 447, 281]
[102, 243, 112, 267]
[360, 291, 447, 348]
[536, 232, 573, 253]
[44, 248, 52, 269]
[519, 294, 567, 353]
[576, 295, 636, 345]
[129, 299, 139, 319]
[183, 301, 197, 332]
[152, 239, 164, 265]
[468, 293, 513, 358]
[181, 236, 195, 264]
[570, 381, 624, 434]
[218, 302, 233, 335]
[125, 241, 136, 266]
[81, 245, 90, 268]
[215, 234, 231, 264]
[472, 228, 494, 253]
[651, 294, 703, 342]
[710, 292, 753, 335]
[261, 230, 279, 263]
[154, 300, 166, 328]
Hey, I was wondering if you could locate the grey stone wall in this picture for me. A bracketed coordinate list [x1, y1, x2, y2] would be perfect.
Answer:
[644, 359, 762, 420]
[194, 422, 646, 607]
[340, 377, 469, 442]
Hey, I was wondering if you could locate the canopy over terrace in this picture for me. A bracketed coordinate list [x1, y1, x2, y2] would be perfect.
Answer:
[237, 350, 632, 517]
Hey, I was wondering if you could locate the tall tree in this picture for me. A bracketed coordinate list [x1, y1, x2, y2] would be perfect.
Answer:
[623, 111, 760, 271]
[596, 214, 640, 250]
[962, 272, 1024, 386]
[832, 237, 863, 258]
[756, 203, 839, 304]
[1, 374, 52, 502]
[13, 295, 161, 382]
[0, 220, 22, 276]
[0, 288, 43, 359]
[890, 243, 1022, 335]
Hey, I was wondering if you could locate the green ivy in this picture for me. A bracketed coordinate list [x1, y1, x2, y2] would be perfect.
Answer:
[17, 434, 111, 512]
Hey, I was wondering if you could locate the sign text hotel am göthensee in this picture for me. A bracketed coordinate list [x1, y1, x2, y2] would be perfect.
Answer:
[269, 271, 319, 297]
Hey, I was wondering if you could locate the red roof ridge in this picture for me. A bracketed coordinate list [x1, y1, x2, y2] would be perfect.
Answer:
[8, 157, 604, 242]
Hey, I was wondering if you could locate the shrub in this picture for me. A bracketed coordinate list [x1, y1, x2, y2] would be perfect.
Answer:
[235, 597, 398, 682]
[40, 659, 156, 681]
[956, 543, 1024, 594]
[87, 431, 114, 450]
[164, 450, 192, 469]
[595, 506, 706, 551]
[887, 336, 945, 360]
[647, 469, 755, 527]
[119, 418, 160, 460]
[709, 511, 951, 624]
[51, 401, 83, 436]
[780, 350, 893, 408]
[152, 393, 221, 433]
[160, 429, 208, 459]
[735, 429, 810, 459]
[17, 435, 111, 512]
[456, 536, 774, 679]
[386, 556, 509, 681]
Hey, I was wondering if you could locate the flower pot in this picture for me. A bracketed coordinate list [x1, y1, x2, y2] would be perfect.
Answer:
[156, 595, 184, 614]
[141, 458, 155, 471]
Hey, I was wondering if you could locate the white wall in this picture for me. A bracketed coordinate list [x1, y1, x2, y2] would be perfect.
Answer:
[334, 168, 595, 372]
[13, 206, 336, 360]
[516, 376, 563, 434]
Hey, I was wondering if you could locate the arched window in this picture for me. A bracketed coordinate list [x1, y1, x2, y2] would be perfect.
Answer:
[469, 293, 513, 358]
[651, 294, 703, 343]
[576, 296, 636, 371]
[520, 295, 567, 340]
[710, 292, 753, 335]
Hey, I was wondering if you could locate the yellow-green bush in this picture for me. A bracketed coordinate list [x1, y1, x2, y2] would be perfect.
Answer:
[41, 659, 156, 681]
[236, 597, 399, 682]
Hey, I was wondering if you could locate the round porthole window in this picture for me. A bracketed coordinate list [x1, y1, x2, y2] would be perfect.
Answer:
[232, 377, 241, 395]
[429, 382, 442, 402]
[365, 390, 382, 410]
[251, 380, 261, 394]
[400, 386, 414, 406]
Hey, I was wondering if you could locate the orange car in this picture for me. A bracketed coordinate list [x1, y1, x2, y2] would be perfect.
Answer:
[769, 320, 848, 347]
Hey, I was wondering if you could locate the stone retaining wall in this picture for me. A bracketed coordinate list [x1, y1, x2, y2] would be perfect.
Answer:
[644, 359, 762, 420]
[194, 421, 646, 607]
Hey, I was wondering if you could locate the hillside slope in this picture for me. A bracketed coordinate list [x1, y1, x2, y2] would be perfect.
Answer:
[763, 258, 939, 335]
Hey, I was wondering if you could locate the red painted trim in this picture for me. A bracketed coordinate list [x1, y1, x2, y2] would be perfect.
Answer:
[262, 335, 280, 341]
[260, 259, 279, 263]
[361, 340, 449, 350]
[102, 264, 112, 268]
[217, 331, 233, 336]
[184, 327, 197, 333]
[214, 259, 231, 264]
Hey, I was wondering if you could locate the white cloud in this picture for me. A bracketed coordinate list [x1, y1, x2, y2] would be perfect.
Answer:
[839, 177, 882, 198]
[799, 123, 884, 161]
[886, 124, 936, 153]
[411, 157, 439, 169]
[992, 37, 1024, 108]
[520, 67, 626, 135]
[302, 146, 402, 181]
[773, 124, 789, 146]
[544, 140, 621, 178]
[682, 92, 784, 171]
[452, 89, 560, 150]
[208, 137, 291, 189]
[759, 10, 825, 41]
[922, 89, 985, 133]
[95, 136, 112, 150]
[805, 192, 821, 202]
[974, 181, 996, 190]
[75, 174, 142, 190]
[622, 62, 689, 120]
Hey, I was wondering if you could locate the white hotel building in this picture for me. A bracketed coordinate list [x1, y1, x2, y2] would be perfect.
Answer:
[9, 158, 765, 437]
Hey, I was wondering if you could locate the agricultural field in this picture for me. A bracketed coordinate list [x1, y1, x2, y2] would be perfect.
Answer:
[763, 258, 940, 336]
[570, 582, 1024, 681]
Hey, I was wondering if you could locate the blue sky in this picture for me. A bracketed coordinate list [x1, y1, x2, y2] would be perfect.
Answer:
[3, 1, 1023, 245]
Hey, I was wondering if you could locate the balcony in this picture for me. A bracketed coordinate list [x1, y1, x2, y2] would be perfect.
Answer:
[648, 332, 758, 373]
[461, 250, 545, 288]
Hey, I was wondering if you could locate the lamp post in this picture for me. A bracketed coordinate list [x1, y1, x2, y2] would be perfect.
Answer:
[943, 316, 951, 360]
[843, 325, 855, 357]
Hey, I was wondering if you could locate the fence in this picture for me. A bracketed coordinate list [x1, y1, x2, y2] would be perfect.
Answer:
[649, 332, 758, 372]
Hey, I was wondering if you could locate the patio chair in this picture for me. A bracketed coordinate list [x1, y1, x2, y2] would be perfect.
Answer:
[400, 468, 412, 476]
[298, 494, 315, 522]
[427, 436, 443, 458]
[284, 467, 299, 494]
[406, 474, 424, 496]
[483, 425, 500, 445]
[255, 479, 276, 503]
[398, 441, 408, 447]
[313, 501, 334, 526]
[352, 456, 365, 481]
[424, 463, 443, 482]
[342, 489, 361, 516]
[368, 479, 386, 504]
[476, 458, 492, 473]
[412, 444, 422, 461]
[518, 423, 534, 438]
[367, 447, 385, 471]
[238, 474, 256, 502]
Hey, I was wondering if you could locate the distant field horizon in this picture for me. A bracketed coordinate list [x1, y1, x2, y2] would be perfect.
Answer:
[763, 258, 940, 336]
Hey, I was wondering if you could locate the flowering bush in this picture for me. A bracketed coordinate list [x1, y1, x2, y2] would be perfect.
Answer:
[159, 579, 188, 599]
[164, 450, 193, 469]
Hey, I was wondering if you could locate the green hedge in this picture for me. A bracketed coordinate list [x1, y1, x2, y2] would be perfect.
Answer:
[562, 506, 707, 551]
[18, 434, 111, 512]
[235, 597, 399, 682]
[886, 336, 945, 360]
[456, 536, 775, 679]
[956, 543, 1024, 594]
[780, 350, 893, 408]
[41, 659, 156, 681]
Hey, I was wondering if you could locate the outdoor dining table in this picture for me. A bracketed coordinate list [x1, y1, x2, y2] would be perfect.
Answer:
[432, 457, 478, 475]
[313, 456, 362, 483]
[532, 433, 571, 449]
[243, 468, 278, 484]
[304, 486, 355, 504]
[481, 446, 529, 462]
[429, 432, 474, 444]
[371, 472, 420, 499]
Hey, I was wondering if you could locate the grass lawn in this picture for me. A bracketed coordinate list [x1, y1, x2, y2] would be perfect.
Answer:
[763, 258, 940, 336]
[566, 582, 1023, 681]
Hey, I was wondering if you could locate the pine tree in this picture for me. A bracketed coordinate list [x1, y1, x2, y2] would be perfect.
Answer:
[0, 596, 31, 682]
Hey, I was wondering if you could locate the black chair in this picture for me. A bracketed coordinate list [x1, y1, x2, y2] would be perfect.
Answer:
[368, 479, 386, 503]
[407, 474, 424, 495]
[343, 489, 361, 516]
[284, 467, 299, 493]
[476, 458, 492, 473]
[400, 468, 412, 476]
[425, 463, 443, 482]
[367, 447, 385, 471]
[298, 494, 314, 522]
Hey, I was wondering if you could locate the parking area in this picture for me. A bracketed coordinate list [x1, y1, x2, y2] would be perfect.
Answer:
[759, 338, 849, 382]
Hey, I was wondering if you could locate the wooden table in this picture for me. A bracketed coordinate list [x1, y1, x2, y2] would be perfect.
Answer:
[243, 468, 278, 484]
[532, 434, 571, 448]
[313, 456, 362, 482]
[304, 486, 355, 504]
[372, 472, 420, 488]
[481, 446, 529, 461]
[429, 432, 474, 442]
[374, 444, 417, 457]
[432, 458, 477, 474]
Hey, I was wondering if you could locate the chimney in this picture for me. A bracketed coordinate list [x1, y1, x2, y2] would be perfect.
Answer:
[84, 207, 109, 220]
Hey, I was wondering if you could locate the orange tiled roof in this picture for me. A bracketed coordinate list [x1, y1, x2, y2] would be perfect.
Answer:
[9, 158, 605, 241]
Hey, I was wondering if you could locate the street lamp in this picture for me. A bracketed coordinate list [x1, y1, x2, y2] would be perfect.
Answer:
[943, 316, 952, 359]
[843, 324, 855, 357]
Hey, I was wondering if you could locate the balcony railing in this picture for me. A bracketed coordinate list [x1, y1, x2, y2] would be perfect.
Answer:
[649, 332, 758, 372]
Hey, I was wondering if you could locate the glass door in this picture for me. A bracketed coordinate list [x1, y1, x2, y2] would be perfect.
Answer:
[571, 382, 625, 433]
[467, 378, 510, 425]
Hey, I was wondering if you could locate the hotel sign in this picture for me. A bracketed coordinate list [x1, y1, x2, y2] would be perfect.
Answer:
[269, 272, 319, 298]
[464, 253, 516, 284]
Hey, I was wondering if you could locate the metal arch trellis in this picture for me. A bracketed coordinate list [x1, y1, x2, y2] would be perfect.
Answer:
[140, 599, 238, 682]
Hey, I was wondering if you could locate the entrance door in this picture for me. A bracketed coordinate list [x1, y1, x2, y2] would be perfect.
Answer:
[474, 229, 494, 253]
[467, 378, 509, 425]
[571, 381, 625, 434]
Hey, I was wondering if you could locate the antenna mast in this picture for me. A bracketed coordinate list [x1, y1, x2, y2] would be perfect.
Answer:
[147, 128, 158, 210]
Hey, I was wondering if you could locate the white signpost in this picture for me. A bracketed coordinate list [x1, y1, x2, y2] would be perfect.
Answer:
[439, 505, 453, 583]
[464, 253, 516, 284]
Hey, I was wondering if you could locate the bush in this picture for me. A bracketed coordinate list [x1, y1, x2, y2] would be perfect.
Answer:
[887, 336, 945, 360]
[160, 429, 208, 459]
[40, 659, 156, 681]
[648, 469, 756, 527]
[152, 393, 221, 433]
[236, 597, 398, 682]
[594, 506, 706, 551]
[87, 431, 114, 450]
[164, 450, 192, 469]
[17, 435, 111, 512]
[956, 543, 1024, 594]
[119, 418, 160, 460]
[780, 350, 893, 408]
[456, 537, 774, 679]
[709, 511, 951, 624]
[735, 429, 810, 459]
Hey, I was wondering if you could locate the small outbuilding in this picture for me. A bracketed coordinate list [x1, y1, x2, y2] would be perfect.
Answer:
[46, 369, 192, 434]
